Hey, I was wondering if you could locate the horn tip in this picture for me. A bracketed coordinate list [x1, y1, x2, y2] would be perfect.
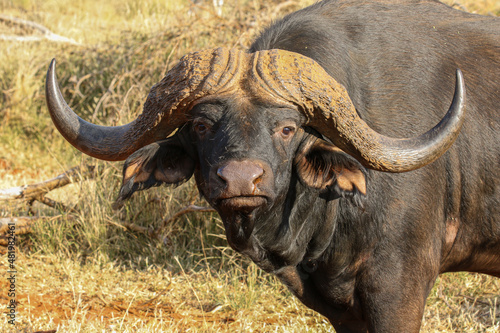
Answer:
[453, 68, 466, 111]
[455, 68, 464, 90]
[48, 58, 56, 72]
[47, 58, 57, 84]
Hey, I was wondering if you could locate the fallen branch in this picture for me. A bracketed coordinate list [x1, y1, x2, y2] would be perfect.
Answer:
[0, 164, 215, 248]
[0, 14, 80, 45]
[0, 166, 95, 245]
[108, 219, 151, 236]
[0, 165, 96, 205]
[0, 217, 41, 246]
[154, 204, 216, 239]
[0, 215, 72, 247]
[457, 294, 495, 307]
[0, 216, 48, 235]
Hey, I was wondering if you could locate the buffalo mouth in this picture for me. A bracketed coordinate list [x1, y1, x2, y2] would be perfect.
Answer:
[216, 195, 267, 254]
[217, 195, 268, 214]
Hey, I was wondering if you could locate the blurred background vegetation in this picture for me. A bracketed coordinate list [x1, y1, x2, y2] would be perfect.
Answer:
[0, 0, 498, 331]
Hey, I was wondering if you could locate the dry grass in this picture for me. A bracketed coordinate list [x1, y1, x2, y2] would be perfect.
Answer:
[0, 0, 498, 332]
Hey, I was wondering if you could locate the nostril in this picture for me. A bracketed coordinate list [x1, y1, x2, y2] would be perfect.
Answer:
[252, 171, 264, 184]
[216, 166, 225, 180]
[247, 165, 264, 183]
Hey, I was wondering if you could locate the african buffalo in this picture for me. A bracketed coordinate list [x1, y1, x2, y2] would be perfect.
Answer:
[45, 0, 499, 331]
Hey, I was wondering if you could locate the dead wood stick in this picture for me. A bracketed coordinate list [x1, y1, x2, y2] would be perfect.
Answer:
[0, 14, 52, 34]
[38, 196, 69, 212]
[0, 216, 49, 235]
[457, 294, 494, 306]
[0, 14, 80, 45]
[0, 165, 96, 202]
[0, 216, 55, 246]
[111, 220, 151, 236]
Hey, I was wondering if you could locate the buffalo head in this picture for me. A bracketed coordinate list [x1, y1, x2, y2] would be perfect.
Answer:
[45, 47, 465, 255]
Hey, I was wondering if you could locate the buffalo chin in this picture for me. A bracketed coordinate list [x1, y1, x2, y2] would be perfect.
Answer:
[217, 196, 267, 253]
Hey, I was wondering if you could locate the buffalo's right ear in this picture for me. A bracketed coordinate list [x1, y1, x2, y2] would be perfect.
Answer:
[114, 136, 195, 207]
[295, 138, 367, 207]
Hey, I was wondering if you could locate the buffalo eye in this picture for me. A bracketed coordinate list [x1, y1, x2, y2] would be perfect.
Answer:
[193, 121, 210, 137]
[196, 123, 207, 133]
[281, 126, 295, 138]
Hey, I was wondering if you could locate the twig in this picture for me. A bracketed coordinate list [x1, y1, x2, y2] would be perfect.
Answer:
[0, 14, 80, 45]
[132, 196, 165, 221]
[0, 164, 214, 245]
[111, 219, 151, 237]
[0, 215, 72, 245]
[155, 204, 216, 238]
[37, 196, 69, 212]
[0, 165, 94, 246]
[162, 204, 216, 226]
[114, 204, 216, 240]
[0, 165, 96, 202]
[0, 14, 53, 34]
[458, 294, 494, 307]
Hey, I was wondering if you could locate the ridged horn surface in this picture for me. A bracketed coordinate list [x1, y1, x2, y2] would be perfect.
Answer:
[45, 48, 243, 161]
[248, 49, 465, 172]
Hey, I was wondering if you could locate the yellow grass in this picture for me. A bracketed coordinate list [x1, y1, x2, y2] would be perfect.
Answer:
[0, 0, 498, 332]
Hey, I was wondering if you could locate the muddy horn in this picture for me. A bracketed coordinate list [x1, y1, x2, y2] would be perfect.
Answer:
[45, 48, 243, 161]
[250, 49, 465, 172]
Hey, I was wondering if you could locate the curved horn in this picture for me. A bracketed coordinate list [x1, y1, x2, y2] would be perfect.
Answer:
[48, 47, 465, 171]
[45, 48, 242, 161]
[250, 49, 465, 172]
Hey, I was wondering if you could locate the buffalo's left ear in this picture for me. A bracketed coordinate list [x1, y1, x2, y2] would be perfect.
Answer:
[114, 136, 195, 208]
[295, 139, 367, 206]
